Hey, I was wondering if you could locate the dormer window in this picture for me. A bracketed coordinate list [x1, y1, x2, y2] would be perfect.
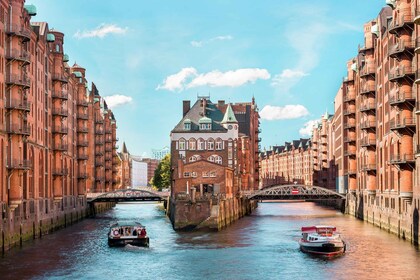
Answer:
[184, 119, 191, 130]
[198, 116, 212, 130]
[201, 123, 211, 130]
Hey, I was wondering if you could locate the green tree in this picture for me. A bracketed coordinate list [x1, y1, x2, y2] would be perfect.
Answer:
[151, 154, 171, 190]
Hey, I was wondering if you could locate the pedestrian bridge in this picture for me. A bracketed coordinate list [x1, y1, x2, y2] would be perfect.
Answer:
[245, 184, 346, 201]
[87, 188, 169, 203]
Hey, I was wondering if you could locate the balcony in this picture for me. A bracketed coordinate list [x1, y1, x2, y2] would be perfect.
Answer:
[389, 91, 415, 106]
[77, 112, 89, 120]
[6, 159, 31, 170]
[78, 173, 88, 179]
[361, 164, 377, 172]
[360, 139, 376, 147]
[95, 118, 104, 124]
[6, 99, 31, 112]
[390, 154, 415, 165]
[389, 10, 414, 35]
[95, 177, 104, 182]
[360, 65, 376, 77]
[52, 90, 68, 100]
[6, 74, 30, 88]
[95, 129, 104, 135]
[52, 168, 68, 176]
[343, 108, 356, 115]
[52, 108, 68, 117]
[345, 169, 357, 176]
[6, 49, 30, 64]
[77, 152, 88, 160]
[52, 73, 68, 83]
[77, 100, 89, 107]
[358, 43, 374, 53]
[414, 70, 420, 84]
[96, 151, 104, 156]
[344, 136, 356, 143]
[344, 94, 356, 102]
[5, 24, 31, 41]
[344, 150, 356, 157]
[416, 102, 420, 114]
[344, 122, 356, 129]
[105, 137, 112, 143]
[388, 40, 415, 58]
[360, 84, 376, 95]
[95, 161, 104, 167]
[77, 140, 89, 147]
[95, 138, 104, 145]
[52, 125, 68, 134]
[343, 76, 354, 84]
[390, 117, 415, 131]
[389, 66, 414, 82]
[105, 146, 112, 152]
[7, 123, 30, 135]
[256, 137, 262, 143]
[359, 102, 376, 112]
[77, 126, 89, 133]
[360, 121, 376, 129]
[52, 142, 68, 151]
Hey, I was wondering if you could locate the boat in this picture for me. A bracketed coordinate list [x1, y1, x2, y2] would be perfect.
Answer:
[298, 225, 346, 256]
[108, 221, 149, 247]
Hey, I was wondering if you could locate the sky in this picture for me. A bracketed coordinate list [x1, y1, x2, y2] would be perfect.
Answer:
[30, 0, 386, 157]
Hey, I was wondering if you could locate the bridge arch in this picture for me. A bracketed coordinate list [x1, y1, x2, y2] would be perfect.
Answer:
[247, 184, 346, 200]
[89, 188, 166, 203]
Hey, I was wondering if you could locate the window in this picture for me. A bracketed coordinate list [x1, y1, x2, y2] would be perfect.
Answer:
[215, 138, 223, 150]
[208, 156, 215, 162]
[179, 139, 186, 150]
[208, 138, 214, 150]
[198, 138, 205, 150]
[183, 172, 190, 178]
[188, 138, 196, 150]
[209, 171, 216, 177]
[191, 172, 197, 178]
[215, 156, 222, 165]
[202, 171, 209, 178]
[189, 155, 201, 162]
[184, 123, 191, 130]
[200, 123, 211, 130]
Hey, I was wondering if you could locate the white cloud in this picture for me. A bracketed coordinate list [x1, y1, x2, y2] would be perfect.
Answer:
[299, 119, 320, 136]
[271, 69, 308, 89]
[188, 68, 270, 88]
[190, 35, 233, 47]
[260, 105, 309, 121]
[156, 67, 198, 91]
[103, 94, 133, 109]
[74, 24, 128, 39]
[156, 67, 270, 91]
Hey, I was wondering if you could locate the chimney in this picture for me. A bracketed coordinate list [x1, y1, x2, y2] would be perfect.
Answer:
[202, 98, 207, 116]
[218, 100, 225, 108]
[183, 100, 190, 117]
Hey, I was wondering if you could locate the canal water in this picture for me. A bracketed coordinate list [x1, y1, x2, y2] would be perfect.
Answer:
[1, 202, 420, 280]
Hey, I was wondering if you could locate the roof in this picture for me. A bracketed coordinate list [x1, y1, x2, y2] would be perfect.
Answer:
[172, 98, 227, 133]
[121, 142, 129, 154]
[221, 103, 238, 124]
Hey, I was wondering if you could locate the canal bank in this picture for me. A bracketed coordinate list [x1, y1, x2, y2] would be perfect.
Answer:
[0, 199, 115, 254]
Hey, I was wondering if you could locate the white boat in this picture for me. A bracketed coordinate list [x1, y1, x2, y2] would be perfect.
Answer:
[108, 221, 149, 247]
[298, 225, 346, 256]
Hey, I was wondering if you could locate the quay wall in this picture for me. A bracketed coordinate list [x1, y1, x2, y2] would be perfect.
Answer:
[346, 193, 419, 245]
[169, 195, 257, 231]
[0, 199, 115, 253]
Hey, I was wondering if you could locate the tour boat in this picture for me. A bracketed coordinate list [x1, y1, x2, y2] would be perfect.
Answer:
[299, 225, 346, 256]
[108, 221, 149, 247]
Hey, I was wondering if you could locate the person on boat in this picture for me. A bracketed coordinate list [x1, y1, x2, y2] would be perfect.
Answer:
[132, 229, 137, 236]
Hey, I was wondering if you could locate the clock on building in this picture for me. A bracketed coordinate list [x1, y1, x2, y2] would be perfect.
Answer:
[228, 125, 233, 130]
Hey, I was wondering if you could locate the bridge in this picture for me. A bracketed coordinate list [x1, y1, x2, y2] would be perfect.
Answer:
[245, 184, 346, 201]
[87, 188, 169, 203]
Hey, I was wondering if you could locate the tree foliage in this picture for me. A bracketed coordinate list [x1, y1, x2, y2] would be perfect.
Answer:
[150, 154, 171, 190]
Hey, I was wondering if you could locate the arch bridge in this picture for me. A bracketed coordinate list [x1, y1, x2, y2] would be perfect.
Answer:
[87, 188, 168, 203]
[246, 184, 346, 201]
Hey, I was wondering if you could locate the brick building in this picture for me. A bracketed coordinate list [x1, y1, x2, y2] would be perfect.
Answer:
[0, 1, 119, 250]
[169, 97, 259, 230]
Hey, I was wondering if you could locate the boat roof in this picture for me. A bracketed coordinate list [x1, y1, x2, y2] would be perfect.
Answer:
[110, 221, 145, 227]
[301, 225, 336, 232]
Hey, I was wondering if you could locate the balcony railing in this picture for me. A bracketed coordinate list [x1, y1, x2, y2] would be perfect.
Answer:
[360, 121, 376, 129]
[105, 138, 112, 143]
[95, 129, 104, 135]
[415, 5, 420, 25]
[390, 118, 416, 130]
[95, 161, 104, 167]
[77, 140, 89, 147]
[344, 122, 356, 129]
[77, 126, 89, 133]
[6, 99, 31, 111]
[5, 24, 31, 40]
[52, 125, 68, 134]
[52, 168, 69, 176]
[389, 66, 415, 82]
[52, 90, 68, 100]
[345, 169, 357, 175]
[6, 159, 31, 170]
[77, 100, 89, 107]
[6, 49, 30, 63]
[77, 112, 89, 120]
[388, 40, 415, 58]
[390, 154, 415, 164]
[360, 65, 376, 77]
[95, 118, 104, 124]
[360, 84, 376, 95]
[344, 94, 356, 102]
[360, 139, 376, 147]
[7, 123, 30, 135]
[344, 136, 356, 143]
[358, 43, 374, 53]
[343, 76, 354, 83]
[359, 102, 376, 112]
[52, 108, 68, 117]
[389, 91, 415, 106]
[6, 74, 30, 87]
[361, 164, 377, 171]
[52, 142, 68, 151]
[389, 10, 414, 34]
[52, 73, 68, 83]
[78, 173, 88, 179]
[77, 152, 88, 160]
[344, 150, 356, 156]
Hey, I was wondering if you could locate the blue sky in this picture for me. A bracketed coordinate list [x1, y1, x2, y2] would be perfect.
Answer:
[30, 0, 385, 156]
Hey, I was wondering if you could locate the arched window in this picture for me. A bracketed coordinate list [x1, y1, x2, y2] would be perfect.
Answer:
[197, 138, 205, 150]
[207, 138, 214, 150]
[207, 155, 215, 162]
[215, 156, 222, 165]
[215, 138, 223, 150]
[179, 138, 186, 150]
[189, 155, 201, 162]
[188, 138, 196, 150]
